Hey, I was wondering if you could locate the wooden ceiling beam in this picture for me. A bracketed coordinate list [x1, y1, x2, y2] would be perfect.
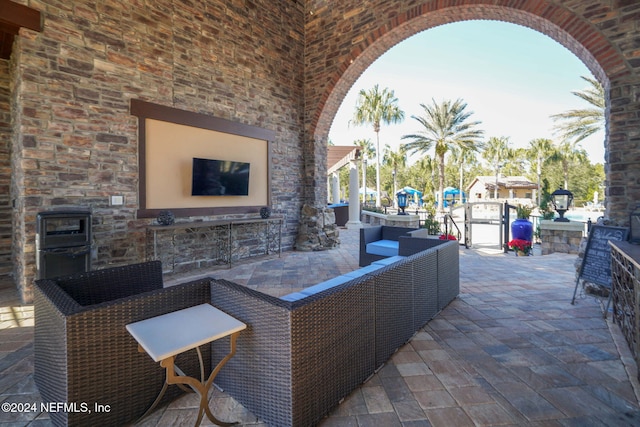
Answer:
[0, 0, 41, 59]
[0, 0, 41, 33]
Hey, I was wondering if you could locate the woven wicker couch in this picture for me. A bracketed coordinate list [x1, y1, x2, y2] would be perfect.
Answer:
[359, 225, 420, 266]
[33, 260, 211, 427]
[210, 240, 459, 427]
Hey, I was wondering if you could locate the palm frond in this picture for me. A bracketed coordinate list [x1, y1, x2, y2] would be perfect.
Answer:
[551, 76, 604, 143]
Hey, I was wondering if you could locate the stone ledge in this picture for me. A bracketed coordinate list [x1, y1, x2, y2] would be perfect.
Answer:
[539, 220, 585, 232]
[361, 211, 420, 228]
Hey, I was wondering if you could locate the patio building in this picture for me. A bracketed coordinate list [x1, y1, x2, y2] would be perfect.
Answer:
[467, 176, 538, 205]
[1, 1, 639, 304]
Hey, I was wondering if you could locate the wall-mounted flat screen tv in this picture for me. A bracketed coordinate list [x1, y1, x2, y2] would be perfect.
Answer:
[191, 157, 250, 196]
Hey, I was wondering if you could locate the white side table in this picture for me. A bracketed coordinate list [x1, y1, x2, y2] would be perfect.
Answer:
[126, 303, 246, 426]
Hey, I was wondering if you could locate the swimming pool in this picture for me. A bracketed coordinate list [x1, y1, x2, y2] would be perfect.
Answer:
[563, 210, 604, 223]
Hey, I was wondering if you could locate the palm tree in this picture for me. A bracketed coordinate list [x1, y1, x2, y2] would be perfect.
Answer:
[408, 156, 438, 205]
[527, 138, 553, 206]
[353, 139, 374, 204]
[383, 145, 407, 207]
[353, 138, 375, 159]
[402, 98, 484, 212]
[449, 145, 480, 205]
[351, 85, 405, 207]
[548, 140, 588, 189]
[481, 136, 510, 199]
[551, 76, 604, 145]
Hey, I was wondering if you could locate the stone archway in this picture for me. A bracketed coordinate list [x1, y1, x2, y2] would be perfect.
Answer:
[304, 0, 635, 225]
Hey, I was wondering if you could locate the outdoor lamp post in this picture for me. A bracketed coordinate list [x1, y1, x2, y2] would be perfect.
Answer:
[392, 170, 397, 208]
[551, 187, 573, 222]
[396, 190, 408, 215]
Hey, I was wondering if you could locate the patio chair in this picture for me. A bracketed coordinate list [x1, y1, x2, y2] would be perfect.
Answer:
[33, 260, 211, 426]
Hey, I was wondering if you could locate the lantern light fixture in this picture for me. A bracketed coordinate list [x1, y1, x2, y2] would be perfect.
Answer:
[396, 190, 408, 215]
[550, 187, 573, 222]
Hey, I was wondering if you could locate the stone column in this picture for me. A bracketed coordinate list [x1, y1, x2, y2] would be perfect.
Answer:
[540, 220, 585, 255]
[346, 160, 362, 229]
[295, 205, 339, 251]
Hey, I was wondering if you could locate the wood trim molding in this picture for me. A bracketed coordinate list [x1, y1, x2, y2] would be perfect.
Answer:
[130, 99, 275, 219]
[130, 99, 275, 141]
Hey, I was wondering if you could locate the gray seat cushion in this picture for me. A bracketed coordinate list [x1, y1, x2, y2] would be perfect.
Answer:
[366, 239, 399, 257]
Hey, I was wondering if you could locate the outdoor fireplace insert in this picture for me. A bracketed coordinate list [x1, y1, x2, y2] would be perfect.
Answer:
[36, 210, 92, 279]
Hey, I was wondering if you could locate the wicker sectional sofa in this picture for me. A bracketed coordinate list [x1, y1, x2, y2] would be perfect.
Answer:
[33, 240, 458, 426]
[210, 239, 459, 427]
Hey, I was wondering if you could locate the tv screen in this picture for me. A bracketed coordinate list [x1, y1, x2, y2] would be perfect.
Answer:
[191, 158, 250, 196]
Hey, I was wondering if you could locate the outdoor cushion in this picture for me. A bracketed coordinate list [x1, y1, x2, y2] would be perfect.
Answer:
[372, 255, 406, 266]
[280, 275, 353, 301]
[299, 275, 353, 296]
[366, 239, 399, 257]
[280, 291, 308, 302]
[342, 264, 384, 278]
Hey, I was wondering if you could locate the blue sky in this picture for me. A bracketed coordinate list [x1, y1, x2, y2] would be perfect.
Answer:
[328, 20, 605, 164]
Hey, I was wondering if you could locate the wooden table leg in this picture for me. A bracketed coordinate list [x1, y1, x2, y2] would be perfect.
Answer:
[161, 332, 241, 427]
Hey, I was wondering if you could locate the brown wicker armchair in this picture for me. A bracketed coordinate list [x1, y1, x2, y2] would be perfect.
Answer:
[359, 225, 418, 266]
[34, 260, 211, 426]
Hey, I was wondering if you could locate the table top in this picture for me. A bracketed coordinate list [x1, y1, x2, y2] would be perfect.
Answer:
[126, 304, 246, 362]
[146, 216, 283, 231]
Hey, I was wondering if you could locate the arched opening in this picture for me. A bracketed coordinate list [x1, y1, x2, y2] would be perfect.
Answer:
[330, 21, 605, 162]
[315, 6, 614, 137]
[308, 3, 629, 223]
[327, 20, 607, 249]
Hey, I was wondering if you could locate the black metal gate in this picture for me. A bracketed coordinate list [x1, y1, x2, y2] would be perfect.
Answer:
[36, 211, 92, 279]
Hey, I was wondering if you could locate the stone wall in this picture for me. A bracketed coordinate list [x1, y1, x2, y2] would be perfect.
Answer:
[295, 204, 339, 251]
[8, 0, 305, 302]
[539, 221, 586, 255]
[0, 59, 10, 277]
[361, 211, 420, 229]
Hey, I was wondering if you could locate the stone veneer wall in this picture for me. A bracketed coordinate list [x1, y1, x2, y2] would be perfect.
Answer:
[8, 0, 305, 302]
[539, 221, 585, 255]
[0, 59, 10, 277]
[295, 204, 339, 251]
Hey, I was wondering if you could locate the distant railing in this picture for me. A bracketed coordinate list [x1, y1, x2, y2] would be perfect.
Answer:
[414, 210, 429, 227]
[373, 204, 597, 244]
[442, 214, 462, 240]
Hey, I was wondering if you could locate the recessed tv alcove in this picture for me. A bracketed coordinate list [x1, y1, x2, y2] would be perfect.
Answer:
[131, 100, 275, 218]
